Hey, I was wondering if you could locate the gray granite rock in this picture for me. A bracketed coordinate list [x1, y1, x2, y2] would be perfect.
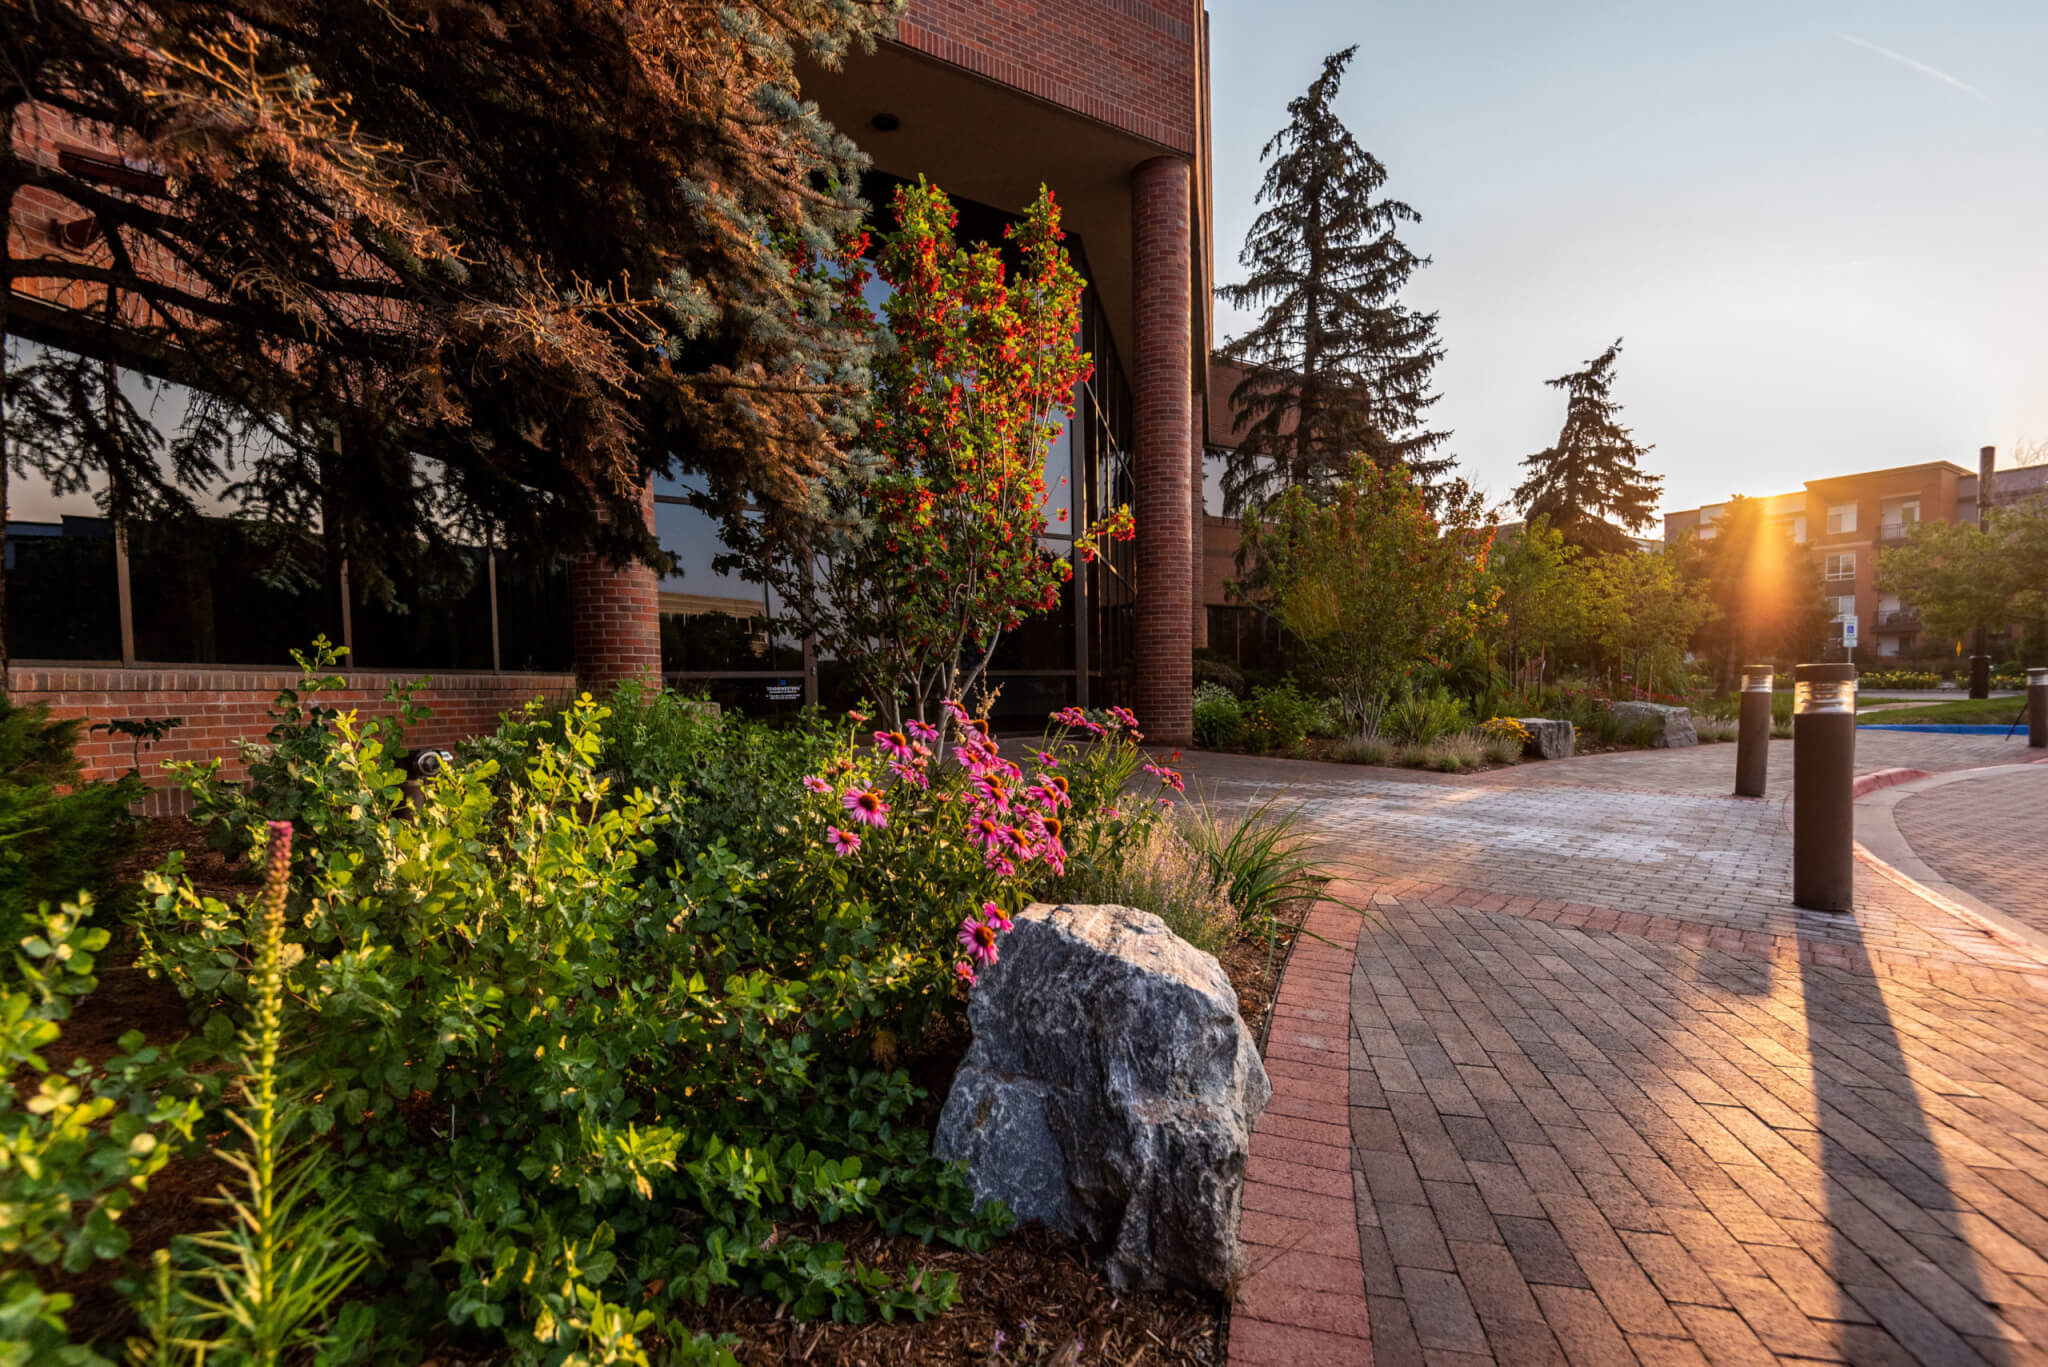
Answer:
[934, 903, 1270, 1293]
[1517, 718, 1576, 760]
[1609, 700, 1699, 748]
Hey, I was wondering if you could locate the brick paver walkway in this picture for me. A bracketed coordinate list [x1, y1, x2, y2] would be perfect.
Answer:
[1894, 767, 2048, 935]
[1216, 739, 2048, 1366]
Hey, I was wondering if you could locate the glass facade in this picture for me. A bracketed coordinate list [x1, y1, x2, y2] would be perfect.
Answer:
[4, 337, 574, 672]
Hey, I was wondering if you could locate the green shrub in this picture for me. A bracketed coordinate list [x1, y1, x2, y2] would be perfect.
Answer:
[1242, 683, 1319, 753]
[1, 698, 144, 925]
[1859, 669, 1941, 690]
[1383, 687, 1470, 746]
[1, 899, 202, 1363]
[1695, 721, 1738, 743]
[1480, 734, 1523, 766]
[1192, 654, 1246, 696]
[138, 661, 1159, 1359]
[1192, 683, 1247, 750]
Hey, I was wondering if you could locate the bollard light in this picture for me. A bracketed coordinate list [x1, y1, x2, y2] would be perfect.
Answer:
[1734, 666, 1773, 798]
[2029, 668, 2047, 750]
[1792, 662, 1856, 913]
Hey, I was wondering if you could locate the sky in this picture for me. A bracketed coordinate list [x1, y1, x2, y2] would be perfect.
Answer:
[1205, 1, 2048, 521]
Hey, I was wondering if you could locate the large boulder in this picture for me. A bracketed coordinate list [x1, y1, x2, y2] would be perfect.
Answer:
[1610, 701, 1698, 748]
[935, 903, 1270, 1293]
[1517, 718, 1576, 760]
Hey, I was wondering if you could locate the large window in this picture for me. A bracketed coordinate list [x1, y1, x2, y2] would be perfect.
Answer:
[1824, 551, 1856, 582]
[1826, 502, 1857, 535]
[4, 337, 572, 671]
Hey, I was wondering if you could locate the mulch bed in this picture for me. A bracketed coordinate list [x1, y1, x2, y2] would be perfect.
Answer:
[30, 816, 1322, 1365]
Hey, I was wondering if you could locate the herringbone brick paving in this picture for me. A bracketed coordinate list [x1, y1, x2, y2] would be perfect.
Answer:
[1209, 737, 2048, 1365]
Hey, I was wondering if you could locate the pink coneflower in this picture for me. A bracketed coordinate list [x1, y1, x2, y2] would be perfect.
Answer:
[1003, 824, 1032, 853]
[907, 718, 939, 743]
[954, 961, 978, 987]
[974, 775, 1012, 811]
[1035, 750, 1059, 768]
[1144, 762, 1186, 794]
[873, 729, 913, 759]
[802, 774, 832, 796]
[1050, 706, 1089, 728]
[841, 787, 889, 828]
[967, 815, 1004, 849]
[982, 850, 1018, 877]
[959, 913, 1002, 966]
[826, 826, 861, 856]
[1109, 706, 1140, 730]
[889, 758, 930, 790]
[981, 901, 1014, 932]
[1030, 777, 1070, 810]
[942, 698, 972, 725]
[1039, 834, 1068, 875]
[849, 709, 870, 724]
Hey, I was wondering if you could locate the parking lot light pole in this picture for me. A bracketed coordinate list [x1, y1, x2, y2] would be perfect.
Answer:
[1792, 663, 1857, 913]
[1734, 666, 1773, 798]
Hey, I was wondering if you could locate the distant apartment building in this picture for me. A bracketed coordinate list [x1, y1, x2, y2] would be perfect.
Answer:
[1663, 459, 2048, 659]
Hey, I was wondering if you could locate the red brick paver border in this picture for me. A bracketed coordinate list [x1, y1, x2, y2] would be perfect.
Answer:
[1231, 896, 1376, 1365]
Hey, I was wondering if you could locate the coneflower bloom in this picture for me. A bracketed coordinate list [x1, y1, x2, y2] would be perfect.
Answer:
[1036, 814, 1064, 842]
[974, 775, 1012, 810]
[889, 759, 930, 790]
[873, 729, 913, 759]
[954, 961, 978, 987]
[959, 913, 1002, 965]
[1030, 777, 1070, 809]
[1035, 750, 1060, 768]
[826, 826, 861, 856]
[981, 901, 1014, 933]
[907, 719, 940, 744]
[802, 774, 832, 796]
[967, 815, 1004, 849]
[841, 787, 889, 828]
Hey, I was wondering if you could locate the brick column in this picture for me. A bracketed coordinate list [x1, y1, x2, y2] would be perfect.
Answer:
[1132, 156, 1194, 745]
[1192, 432, 1208, 651]
[571, 481, 663, 691]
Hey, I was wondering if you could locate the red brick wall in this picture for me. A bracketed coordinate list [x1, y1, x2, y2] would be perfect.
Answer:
[571, 481, 663, 690]
[1130, 156, 1193, 745]
[9, 665, 577, 809]
[895, 0, 1200, 152]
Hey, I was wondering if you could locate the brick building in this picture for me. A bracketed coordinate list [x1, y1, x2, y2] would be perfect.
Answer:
[1662, 456, 2048, 660]
[5, 0, 1215, 779]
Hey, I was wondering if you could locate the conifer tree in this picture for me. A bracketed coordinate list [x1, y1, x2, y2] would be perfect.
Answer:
[1513, 339, 1662, 554]
[1215, 47, 1450, 513]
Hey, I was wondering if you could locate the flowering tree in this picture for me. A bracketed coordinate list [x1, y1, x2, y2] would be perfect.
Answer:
[1240, 458, 1497, 733]
[742, 179, 1134, 726]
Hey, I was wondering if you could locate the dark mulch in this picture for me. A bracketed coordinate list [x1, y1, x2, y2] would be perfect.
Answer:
[681, 1224, 1222, 1366]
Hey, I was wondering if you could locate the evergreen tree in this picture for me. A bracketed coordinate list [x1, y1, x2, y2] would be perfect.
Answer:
[1513, 340, 1662, 554]
[2, 0, 895, 682]
[1215, 47, 1450, 513]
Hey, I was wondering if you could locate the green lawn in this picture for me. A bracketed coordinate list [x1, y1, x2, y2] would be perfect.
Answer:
[1856, 697, 2032, 726]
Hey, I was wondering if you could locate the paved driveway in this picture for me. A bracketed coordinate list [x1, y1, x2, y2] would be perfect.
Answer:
[1214, 738, 2048, 1366]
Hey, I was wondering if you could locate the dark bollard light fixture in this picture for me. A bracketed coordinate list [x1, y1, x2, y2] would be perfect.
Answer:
[1792, 663, 1857, 913]
[2030, 668, 2047, 750]
[1734, 665, 1773, 798]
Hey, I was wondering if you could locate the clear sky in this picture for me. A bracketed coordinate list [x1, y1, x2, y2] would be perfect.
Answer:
[1206, 1, 2048, 520]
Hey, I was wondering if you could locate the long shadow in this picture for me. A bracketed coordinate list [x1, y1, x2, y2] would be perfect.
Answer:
[1799, 915, 2022, 1365]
